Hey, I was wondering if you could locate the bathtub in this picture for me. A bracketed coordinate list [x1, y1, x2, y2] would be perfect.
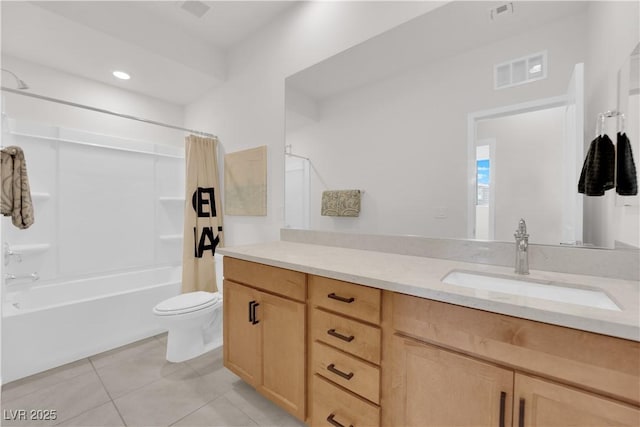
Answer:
[1, 255, 224, 384]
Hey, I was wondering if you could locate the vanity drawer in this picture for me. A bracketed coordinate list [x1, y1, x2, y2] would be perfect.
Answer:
[223, 257, 306, 302]
[312, 308, 381, 364]
[312, 375, 380, 427]
[313, 341, 380, 404]
[310, 275, 381, 324]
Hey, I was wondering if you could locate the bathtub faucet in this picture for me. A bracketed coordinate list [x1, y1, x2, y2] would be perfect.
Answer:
[5, 272, 39, 283]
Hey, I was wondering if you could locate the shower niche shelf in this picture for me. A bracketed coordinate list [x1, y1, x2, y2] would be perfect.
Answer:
[159, 234, 183, 241]
[31, 192, 51, 201]
[12, 243, 51, 254]
[158, 197, 185, 203]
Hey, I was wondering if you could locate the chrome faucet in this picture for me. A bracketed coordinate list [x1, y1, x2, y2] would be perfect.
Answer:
[514, 219, 529, 275]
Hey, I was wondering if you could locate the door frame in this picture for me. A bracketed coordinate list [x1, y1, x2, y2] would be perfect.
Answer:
[474, 138, 496, 240]
[466, 95, 567, 239]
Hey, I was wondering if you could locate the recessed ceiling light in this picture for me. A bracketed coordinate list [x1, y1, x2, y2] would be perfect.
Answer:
[113, 70, 131, 80]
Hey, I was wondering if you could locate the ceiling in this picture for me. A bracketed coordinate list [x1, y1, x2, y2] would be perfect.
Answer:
[287, 1, 589, 101]
[1, 1, 299, 105]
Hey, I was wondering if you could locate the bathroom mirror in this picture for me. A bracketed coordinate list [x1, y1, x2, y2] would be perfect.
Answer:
[613, 43, 640, 248]
[284, 1, 640, 248]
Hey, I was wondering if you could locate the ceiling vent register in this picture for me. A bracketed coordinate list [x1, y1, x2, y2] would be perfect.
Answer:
[180, 1, 211, 18]
[494, 51, 547, 90]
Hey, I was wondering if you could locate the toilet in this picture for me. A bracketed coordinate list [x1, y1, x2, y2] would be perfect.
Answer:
[153, 254, 225, 363]
[153, 291, 222, 362]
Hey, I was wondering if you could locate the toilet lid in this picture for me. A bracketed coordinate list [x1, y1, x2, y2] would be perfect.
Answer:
[154, 291, 221, 315]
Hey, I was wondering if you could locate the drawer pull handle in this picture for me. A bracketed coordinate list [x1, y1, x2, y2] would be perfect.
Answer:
[499, 391, 506, 427]
[328, 293, 355, 303]
[327, 363, 354, 380]
[327, 329, 354, 342]
[518, 398, 525, 427]
[327, 414, 353, 427]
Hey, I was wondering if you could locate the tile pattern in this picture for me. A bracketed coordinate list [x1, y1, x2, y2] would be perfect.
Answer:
[1, 335, 306, 427]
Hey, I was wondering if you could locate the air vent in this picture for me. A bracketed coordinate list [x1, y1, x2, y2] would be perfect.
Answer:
[180, 1, 210, 18]
[489, 3, 514, 20]
[494, 51, 547, 89]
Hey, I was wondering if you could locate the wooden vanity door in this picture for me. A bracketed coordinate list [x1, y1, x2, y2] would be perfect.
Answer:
[386, 334, 513, 427]
[515, 374, 640, 427]
[223, 279, 261, 387]
[259, 292, 306, 421]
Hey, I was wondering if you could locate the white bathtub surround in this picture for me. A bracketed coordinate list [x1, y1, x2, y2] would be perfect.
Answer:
[1, 119, 187, 383]
[218, 241, 640, 342]
[281, 228, 640, 281]
[2, 267, 181, 384]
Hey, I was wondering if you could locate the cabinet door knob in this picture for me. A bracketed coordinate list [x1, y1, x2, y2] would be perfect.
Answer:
[327, 363, 354, 380]
[328, 293, 355, 303]
[327, 328, 355, 342]
[326, 414, 353, 427]
[499, 391, 506, 427]
[518, 398, 525, 427]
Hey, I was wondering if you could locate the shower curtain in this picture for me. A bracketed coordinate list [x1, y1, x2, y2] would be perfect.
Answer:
[182, 135, 224, 293]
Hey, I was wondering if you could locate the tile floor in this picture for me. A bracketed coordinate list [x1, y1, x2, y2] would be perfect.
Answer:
[0, 335, 306, 427]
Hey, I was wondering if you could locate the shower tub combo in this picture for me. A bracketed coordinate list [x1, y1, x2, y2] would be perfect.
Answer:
[2, 255, 224, 384]
[2, 267, 179, 383]
[1, 120, 224, 384]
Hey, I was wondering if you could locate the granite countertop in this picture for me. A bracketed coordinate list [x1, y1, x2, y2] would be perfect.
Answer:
[218, 241, 640, 342]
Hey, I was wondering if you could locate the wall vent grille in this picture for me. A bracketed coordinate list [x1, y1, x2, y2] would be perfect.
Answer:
[494, 51, 547, 90]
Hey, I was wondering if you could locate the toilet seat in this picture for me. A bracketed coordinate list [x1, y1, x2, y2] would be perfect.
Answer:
[153, 291, 221, 316]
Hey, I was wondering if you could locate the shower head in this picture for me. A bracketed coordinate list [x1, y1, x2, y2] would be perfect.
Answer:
[1, 68, 29, 90]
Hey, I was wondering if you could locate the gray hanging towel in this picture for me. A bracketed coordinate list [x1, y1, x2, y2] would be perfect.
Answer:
[578, 135, 615, 196]
[616, 132, 638, 196]
[0, 146, 34, 229]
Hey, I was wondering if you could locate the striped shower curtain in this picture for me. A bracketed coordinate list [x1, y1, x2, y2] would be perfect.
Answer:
[182, 135, 224, 293]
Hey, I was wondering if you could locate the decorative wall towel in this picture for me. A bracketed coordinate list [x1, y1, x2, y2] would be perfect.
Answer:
[578, 135, 615, 196]
[616, 132, 638, 196]
[321, 190, 361, 217]
[0, 146, 34, 229]
[182, 135, 224, 294]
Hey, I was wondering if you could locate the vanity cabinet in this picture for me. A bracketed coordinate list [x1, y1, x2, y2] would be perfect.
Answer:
[387, 335, 639, 426]
[309, 275, 382, 427]
[387, 334, 513, 427]
[222, 256, 639, 427]
[383, 291, 640, 427]
[223, 258, 306, 421]
[515, 373, 640, 426]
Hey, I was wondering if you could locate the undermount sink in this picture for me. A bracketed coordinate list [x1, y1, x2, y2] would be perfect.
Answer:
[442, 270, 621, 311]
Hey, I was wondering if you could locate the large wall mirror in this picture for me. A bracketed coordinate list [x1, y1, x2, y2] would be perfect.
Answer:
[284, 1, 639, 248]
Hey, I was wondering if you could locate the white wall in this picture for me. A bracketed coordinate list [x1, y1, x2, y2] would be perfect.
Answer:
[287, 12, 587, 239]
[185, 1, 442, 246]
[583, 1, 639, 247]
[1, 56, 185, 146]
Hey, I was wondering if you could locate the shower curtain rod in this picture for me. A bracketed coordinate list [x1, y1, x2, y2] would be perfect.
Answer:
[1, 86, 218, 139]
